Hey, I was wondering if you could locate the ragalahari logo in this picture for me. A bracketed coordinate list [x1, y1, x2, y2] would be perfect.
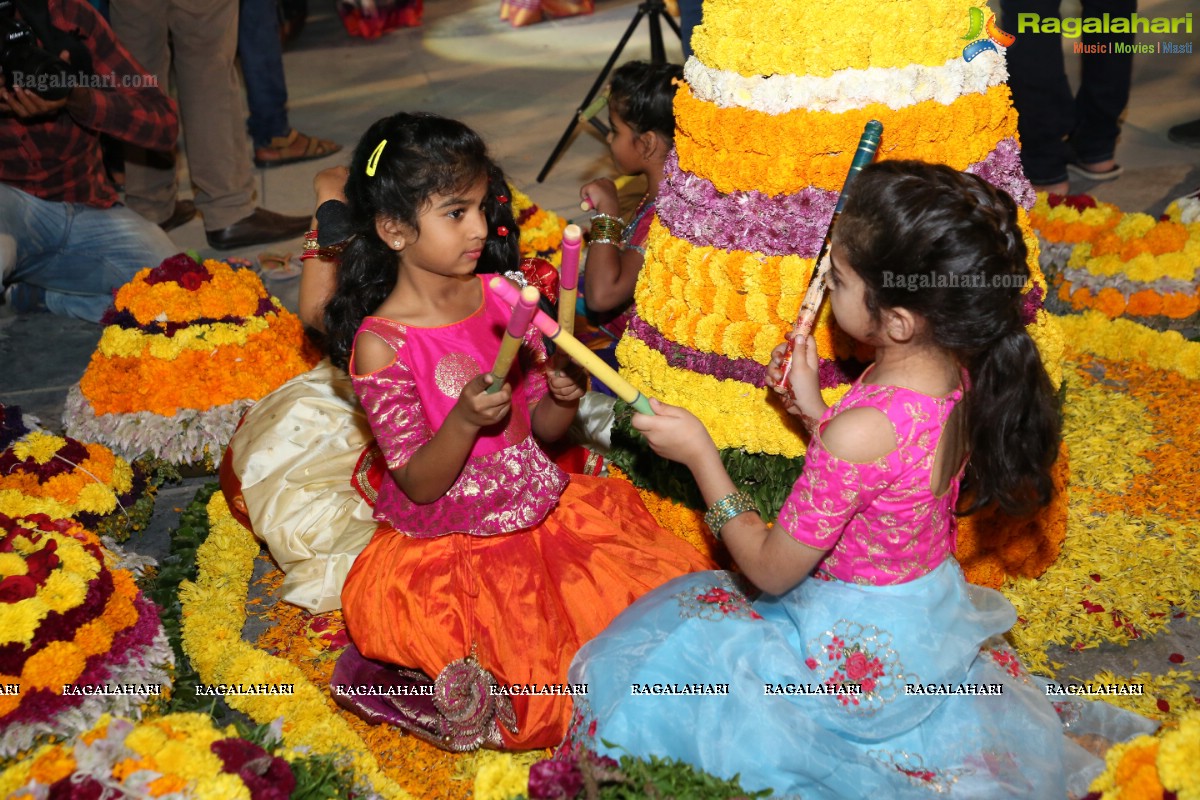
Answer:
[962, 7, 1016, 61]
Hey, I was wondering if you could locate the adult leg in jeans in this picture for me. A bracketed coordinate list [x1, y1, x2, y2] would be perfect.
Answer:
[0, 185, 179, 323]
[239, 0, 290, 150]
[1070, 0, 1135, 167]
[1000, 0, 1075, 187]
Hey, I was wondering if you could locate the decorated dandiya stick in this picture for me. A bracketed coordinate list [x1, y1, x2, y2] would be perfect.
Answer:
[490, 277, 655, 415]
[558, 224, 583, 335]
[776, 119, 884, 388]
[487, 285, 540, 394]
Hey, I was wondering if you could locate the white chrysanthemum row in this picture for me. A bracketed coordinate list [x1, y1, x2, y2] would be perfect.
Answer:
[0, 626, 173, 759]
[683, 50, 1007, 114]
[63, 384, 250, 466]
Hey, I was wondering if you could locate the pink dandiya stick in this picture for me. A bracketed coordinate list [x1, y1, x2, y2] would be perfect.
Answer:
[487, 285, 540, 394]
[558, 224, 582, 335]
[490, 277, 655, 415]
[777, 120, 884, 388]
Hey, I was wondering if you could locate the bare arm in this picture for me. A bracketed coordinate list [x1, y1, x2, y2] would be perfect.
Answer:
[632, 400, 828, 595]
[580, 178, 644, 312]
[300, 167, 350, 332]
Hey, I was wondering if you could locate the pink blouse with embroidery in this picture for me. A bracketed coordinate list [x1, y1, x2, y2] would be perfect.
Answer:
[777, 369, 965, 586]
[351, 277, 568, 538]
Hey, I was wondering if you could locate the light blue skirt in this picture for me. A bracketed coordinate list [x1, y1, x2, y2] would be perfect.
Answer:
[568, 561, 1155, 799]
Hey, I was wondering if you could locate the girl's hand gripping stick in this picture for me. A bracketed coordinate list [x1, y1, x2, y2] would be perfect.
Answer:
[487, 285, 540, 393]
[776, 120, 884, 389]
[489, 277, 655, 415]
[557, 224, 582, 336]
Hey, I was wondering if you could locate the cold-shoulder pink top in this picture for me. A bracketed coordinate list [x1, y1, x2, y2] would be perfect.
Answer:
[351, 277, 568, 537]
[778, 368, 965, 586]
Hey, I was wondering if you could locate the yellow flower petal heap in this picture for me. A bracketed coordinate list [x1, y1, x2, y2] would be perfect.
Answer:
[63, 254, 319, 468]
[612, 0, 1068, 586]
[0, 514, 172, 758]
[1033, 194, 1200, 333]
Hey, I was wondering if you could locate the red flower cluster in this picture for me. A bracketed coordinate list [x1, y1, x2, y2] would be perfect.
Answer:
[142, 253, 214, 289]
[1046, 193, 1098, 211]
[0, 519, 60, 603]
[211, 738, 297, 800]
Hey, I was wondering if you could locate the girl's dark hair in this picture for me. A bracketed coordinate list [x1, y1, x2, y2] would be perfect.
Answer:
[608, 60, 682, 143]
[833, 160, 1061, 517]
[324, 112, 519, 371]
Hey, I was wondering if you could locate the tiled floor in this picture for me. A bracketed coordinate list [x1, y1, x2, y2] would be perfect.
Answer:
[1, 0, 1198, 745]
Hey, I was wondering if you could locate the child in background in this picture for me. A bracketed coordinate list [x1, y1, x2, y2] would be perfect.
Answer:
[569, 161, 1155, 797]
[579, 60, 681, 365]
[327, 112, 712, 751]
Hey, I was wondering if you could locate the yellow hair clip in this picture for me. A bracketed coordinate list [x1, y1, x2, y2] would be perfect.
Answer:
[366, 139, 387, 176]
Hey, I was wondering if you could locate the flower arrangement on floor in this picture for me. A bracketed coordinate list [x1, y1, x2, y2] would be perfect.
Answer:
[177, 490, 404, 799]
[998, 312, 1200, 721]
[63, 254, 319, 469]
[1082, 709, 1200, 800]
[0, 713, 373, 799]
[606, 0, 1069, 588]
[0, 427, 155, 543]
[1032, 193, 1200, 334]
[0, 513, 172, 758]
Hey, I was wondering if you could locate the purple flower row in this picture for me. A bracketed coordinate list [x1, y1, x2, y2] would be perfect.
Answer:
[656, 139, 1035, 257]
[627, 313, 860, 390]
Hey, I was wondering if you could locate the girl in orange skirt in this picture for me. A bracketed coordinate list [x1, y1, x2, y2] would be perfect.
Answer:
[325, 112, 712, 751]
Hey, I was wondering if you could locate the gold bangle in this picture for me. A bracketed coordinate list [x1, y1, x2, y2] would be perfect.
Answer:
[703, 491, 758, 538]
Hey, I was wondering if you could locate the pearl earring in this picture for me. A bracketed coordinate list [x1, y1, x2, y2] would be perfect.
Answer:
[393, 240, 402, 249]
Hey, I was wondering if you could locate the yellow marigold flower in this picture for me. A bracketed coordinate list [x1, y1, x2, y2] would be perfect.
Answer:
[12, 432, 65, 465]
[39, 571, 88, 614]
[191, 773, 254, 800]
[1157, 712, 1200, 797]
[124, 724, 170, 756]
[0, 552, 28, 579]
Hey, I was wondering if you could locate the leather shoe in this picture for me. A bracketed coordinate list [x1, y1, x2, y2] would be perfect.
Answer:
[206, 207, 311, 251]
[159, 199, 197, 232]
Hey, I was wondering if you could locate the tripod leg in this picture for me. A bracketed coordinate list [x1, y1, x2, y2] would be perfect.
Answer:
[647, 5, 664, 62]
[536, 7, 647, 182]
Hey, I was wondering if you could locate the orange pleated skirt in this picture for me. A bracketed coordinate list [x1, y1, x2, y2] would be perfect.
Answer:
[340, 474, 714, 749]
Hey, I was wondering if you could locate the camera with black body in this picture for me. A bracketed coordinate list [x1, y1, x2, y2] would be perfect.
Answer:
[0, 0, 73, 101]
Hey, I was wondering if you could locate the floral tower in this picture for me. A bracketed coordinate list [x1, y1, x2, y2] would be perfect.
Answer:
[610, 0, 1069, 588]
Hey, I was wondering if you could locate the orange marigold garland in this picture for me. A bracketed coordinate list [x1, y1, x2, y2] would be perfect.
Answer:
[0, 513, 172, 758]
[63, 254, 319, 468]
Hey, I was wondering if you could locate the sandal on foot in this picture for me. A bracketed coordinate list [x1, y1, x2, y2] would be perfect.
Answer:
[1066, 160, 1123, 181]
[255, 251, 303, 280]
[253, 129, 343, 169]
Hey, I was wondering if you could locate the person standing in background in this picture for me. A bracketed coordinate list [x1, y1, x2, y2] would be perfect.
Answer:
[1000, 0, 1136, 194]
[110, 0, 312, 249]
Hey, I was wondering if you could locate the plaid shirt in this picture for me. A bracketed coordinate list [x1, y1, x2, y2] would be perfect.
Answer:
[0, 0, 177, 208]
